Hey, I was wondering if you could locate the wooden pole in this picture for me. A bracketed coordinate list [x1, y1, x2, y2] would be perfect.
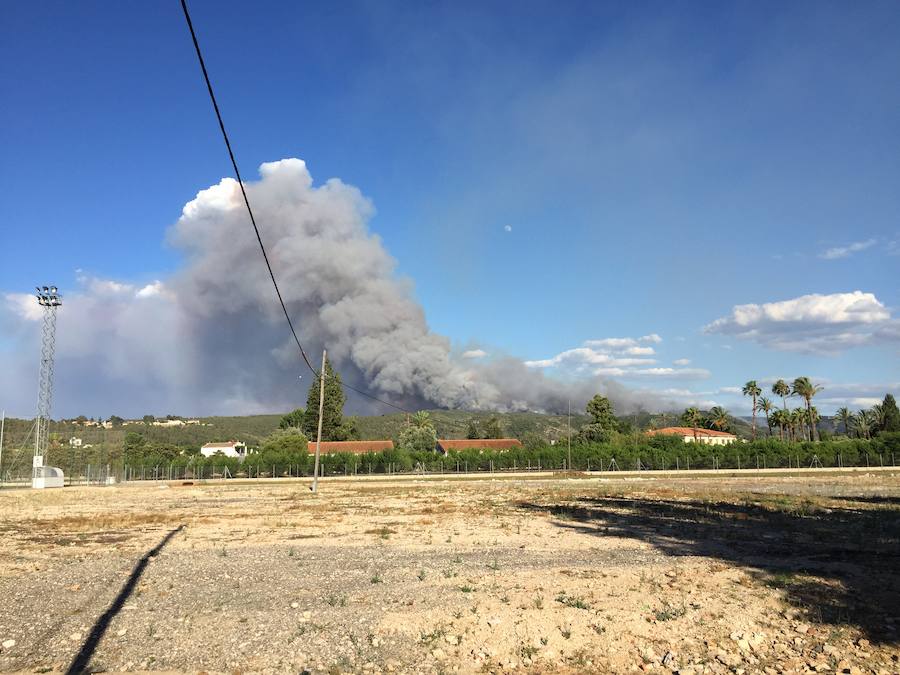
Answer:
[312, 349, 327, 493]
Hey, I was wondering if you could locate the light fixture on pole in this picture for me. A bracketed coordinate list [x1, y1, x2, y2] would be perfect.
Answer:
[33, 285, 63, 488]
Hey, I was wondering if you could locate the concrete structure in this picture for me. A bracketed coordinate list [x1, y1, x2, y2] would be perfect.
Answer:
[436, 438, 524, 454]
[32, 466, 65, 489]
[645, 426, 737, 445]
[69, 437, 83, 448]
[307, 440, 394, 455]
[200, 441, 247, 458]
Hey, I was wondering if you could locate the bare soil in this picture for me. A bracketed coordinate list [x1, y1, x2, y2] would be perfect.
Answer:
[0, 473, 898, 674]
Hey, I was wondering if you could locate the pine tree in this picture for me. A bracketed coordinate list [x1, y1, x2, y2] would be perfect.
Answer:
[303, 358, 347, 441]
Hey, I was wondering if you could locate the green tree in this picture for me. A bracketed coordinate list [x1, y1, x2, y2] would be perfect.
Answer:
[706, 406, 730, 432]
[482, 415, 503, 439]
[770, 408, 787, 441]
[142, 414, 155, 425]
[742, 381, 762, 440]
[108, 415, 124, 427]
[578, 394, 618, 443]
[586, 395, 618, 430]
[871, 403, 886, 431]
[756, 397, 774, 437]
[791, 377, 824, 441]
[123, 432, 146, 463]
[279, 408, 306, 430]
[465, 418, 480, 440]
[791, 408, 806, 442]
[835, 406, 854, 436]
[772, 379, 791, 410]
[879, 394, 900, 433]
[853, 409, 873, 439]
[262, 429, 309, 454]
[681, 407, 702, 442]
[303, 358, 347, 441]
[398, 412, 437, 452]
[261, 429, 311, 472]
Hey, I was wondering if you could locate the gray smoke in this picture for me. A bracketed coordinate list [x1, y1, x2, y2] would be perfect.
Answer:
[1, 159, 665, 417]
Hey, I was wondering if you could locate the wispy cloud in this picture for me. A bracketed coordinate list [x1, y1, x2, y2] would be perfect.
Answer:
[819, 238, 876, 260]
[461, 349, 487, 359]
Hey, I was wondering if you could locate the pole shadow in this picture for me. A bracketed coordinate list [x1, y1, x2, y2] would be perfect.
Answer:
[517, 496, 900, 643]
[66, 524, 184, 674]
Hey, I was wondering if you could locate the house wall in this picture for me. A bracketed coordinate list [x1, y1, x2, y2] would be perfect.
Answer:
[680, 435, 736, 445]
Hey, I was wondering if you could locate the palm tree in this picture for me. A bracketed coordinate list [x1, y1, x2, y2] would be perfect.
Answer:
[682, 407, 702, 442]
[743, 380, 763, 440]
[791, 377, 824, 442]
[772, 379, 791, 410]
[853, 409, 873, 440]
[771, 409, 787, 441]
[707, 406, 730, 431]
[792, 408, 806, 442]
[756, 397, 774, 437]
[871, 403, 885, 433]
[411, 411, 433, 428]
[835, 406, 854, 436]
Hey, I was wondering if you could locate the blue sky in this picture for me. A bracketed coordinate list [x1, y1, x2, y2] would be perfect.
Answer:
[1, 1, 898, 418]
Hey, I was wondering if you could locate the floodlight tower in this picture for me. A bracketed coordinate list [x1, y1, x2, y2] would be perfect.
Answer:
[33, 286, 62, 479]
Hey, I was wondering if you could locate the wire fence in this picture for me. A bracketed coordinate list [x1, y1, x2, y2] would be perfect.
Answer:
[1, 447, 896, 488]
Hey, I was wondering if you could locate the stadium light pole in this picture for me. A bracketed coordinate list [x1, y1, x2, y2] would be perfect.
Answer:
[33, 285, 62, 487]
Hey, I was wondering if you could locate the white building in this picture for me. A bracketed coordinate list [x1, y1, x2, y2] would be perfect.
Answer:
[69, 437, 83, 448]
[200, 441, 247, 458]
[645, 426, 738, 445]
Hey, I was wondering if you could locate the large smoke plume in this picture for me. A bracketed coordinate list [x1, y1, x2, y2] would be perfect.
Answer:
[1, 159, 661, 417]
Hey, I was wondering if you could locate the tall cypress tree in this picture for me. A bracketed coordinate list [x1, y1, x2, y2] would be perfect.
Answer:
[303, 358, 347, 441]
[880, 393, 900, 433]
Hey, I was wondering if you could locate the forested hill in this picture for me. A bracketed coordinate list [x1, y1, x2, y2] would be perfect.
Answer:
[1, 408, 818, 453]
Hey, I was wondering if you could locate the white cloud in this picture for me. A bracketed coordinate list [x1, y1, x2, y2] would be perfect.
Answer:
[136, 281, 165, 299]
[504, 225, 512, 232]
[461, 349, 487, 359]
[673, 358, 691, 366]
[703, 291, 899, 354]
[819, 238, 876, 260]
[4, 292, 44, 321]
[523, 334, 713, 381]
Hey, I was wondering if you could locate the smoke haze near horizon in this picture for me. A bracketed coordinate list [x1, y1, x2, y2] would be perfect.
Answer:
[1, 159, 681, 419]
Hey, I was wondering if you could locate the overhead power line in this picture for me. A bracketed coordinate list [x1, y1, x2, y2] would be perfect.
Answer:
[179, 0, 316, 375]
[179, 0, 440, 422]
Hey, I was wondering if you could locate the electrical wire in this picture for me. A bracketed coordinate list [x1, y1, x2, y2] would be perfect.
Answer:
[180, 0, 316, 375]
[180, 0, 452, 422]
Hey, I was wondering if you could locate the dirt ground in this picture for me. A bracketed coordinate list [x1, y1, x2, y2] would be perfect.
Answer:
[0, 472, 898, 674]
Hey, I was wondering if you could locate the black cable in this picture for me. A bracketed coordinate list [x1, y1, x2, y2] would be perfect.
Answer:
[180, 0, 316, 375]
[180, 0, 483, 431]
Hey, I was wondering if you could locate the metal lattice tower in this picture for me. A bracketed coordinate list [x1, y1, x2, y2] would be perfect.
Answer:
[33, 286, 62, 478]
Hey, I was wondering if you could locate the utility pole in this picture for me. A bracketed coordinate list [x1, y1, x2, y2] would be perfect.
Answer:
[567, 398, 572, 471]
[0, 410, 5, 484]
[311, 349, 326, 493]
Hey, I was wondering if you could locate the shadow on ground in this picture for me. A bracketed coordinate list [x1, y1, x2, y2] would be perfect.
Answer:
[518, 495, 900, 643]
[67, 524, 184, 674]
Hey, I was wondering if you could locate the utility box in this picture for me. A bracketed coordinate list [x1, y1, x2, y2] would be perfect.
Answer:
[32, 466, 65, 489]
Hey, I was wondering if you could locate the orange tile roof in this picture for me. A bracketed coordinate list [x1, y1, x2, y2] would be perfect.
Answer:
[436, 438, 523, 452]
[307, 440, 395, 454]
[645, 426, 736, 438]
